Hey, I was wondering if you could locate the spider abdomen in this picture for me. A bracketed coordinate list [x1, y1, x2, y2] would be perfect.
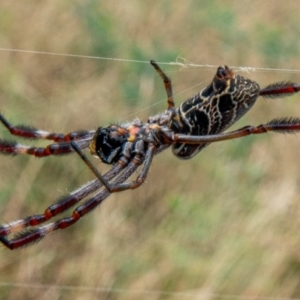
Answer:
[171, 67, 260, 159]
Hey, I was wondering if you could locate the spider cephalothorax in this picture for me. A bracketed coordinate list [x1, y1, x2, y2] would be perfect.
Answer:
[0, 60, 299, 249]
[90, 119, 169, 166]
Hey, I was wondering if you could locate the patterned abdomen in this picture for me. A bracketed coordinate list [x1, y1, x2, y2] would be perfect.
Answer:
[171, 67, 260, 159]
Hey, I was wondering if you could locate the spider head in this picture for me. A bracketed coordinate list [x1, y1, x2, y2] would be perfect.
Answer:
[89, 125, 129, 164]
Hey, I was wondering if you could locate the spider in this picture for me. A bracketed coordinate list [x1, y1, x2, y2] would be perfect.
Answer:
[0, 61, 300, 250]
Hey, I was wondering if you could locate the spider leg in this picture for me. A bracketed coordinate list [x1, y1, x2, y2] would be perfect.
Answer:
[72, 140, 156, 192]
[71, 141, 112, 191]
[0, 112, 95, 142]
[0, 159, 139, 250]
[259, 82, 300, 98]
[0, 112, 95, 157]
[172, 117, 300, 144]
[0, 129, 95, 157]
[108, 143, 155, 192]
[0, 139, 79, 156]
[0, 162, 124, 237]
[150, 60, 175, 110]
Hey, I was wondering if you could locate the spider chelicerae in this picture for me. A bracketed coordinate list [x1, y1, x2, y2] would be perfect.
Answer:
[0, 60, 300, 250]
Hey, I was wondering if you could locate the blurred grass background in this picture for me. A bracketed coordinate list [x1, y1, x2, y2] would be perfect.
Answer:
[0, 1, 300, 299]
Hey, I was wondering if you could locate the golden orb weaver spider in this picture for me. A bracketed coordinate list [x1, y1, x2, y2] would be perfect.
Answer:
[0, 60, 300, 250]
